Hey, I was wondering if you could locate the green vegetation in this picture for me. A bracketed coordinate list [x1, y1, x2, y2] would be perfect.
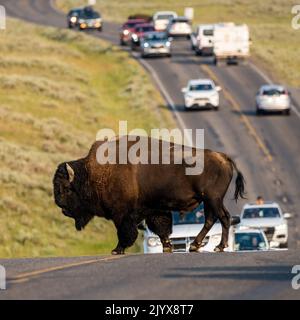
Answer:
[56, 0, 300, 87]
[0, 18, 174, 258]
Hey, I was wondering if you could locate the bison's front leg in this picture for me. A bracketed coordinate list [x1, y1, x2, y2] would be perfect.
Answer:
[112, 215, 138, 255]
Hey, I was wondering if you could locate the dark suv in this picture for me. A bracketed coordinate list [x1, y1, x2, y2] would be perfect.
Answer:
[67, 7, 102, 31]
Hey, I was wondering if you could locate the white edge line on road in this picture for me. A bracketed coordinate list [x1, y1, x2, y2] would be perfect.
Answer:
[134, 54, 194, 147]
[249, 62, 300, 121]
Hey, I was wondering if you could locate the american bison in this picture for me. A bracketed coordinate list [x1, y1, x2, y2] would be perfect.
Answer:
[53, 136, 245, 254]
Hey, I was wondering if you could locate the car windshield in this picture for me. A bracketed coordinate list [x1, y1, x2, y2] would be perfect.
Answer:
[157, 15, 174, 20]
[189, 84, 213, 91]
[242, 207, 281, 219]
[235, 233, 267, 251]
[174, 19, 189, 23]
[79, 11, 100, 19]
[203, 29, 214, 36]
[173, 208, 205, 225]
[125, 21, 144, 28]
[262, 88, 285, 96]
[137, 26, 154, 32]
[144, 33, 167, 41]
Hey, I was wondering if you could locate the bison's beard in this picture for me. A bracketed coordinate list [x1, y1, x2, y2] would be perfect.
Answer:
[75, 215, 93, 231]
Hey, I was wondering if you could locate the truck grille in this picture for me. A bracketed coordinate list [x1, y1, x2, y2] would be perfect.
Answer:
[171, 236, 209, 252]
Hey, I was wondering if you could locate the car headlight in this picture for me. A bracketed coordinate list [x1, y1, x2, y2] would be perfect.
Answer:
[70, 16, 77, 23]
[275, 224, 287, 231]
[165, 41, 171, 47]
[147, 237, 161, 247]
[143, 42, 149, 48]
[123, 29, 129, 35]
[132, 33, 138, 41]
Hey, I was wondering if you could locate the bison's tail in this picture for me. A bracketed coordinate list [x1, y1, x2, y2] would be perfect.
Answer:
[227, 157, 246, 202]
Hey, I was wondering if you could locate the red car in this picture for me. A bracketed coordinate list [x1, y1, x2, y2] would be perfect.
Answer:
[120, 19, 147, 45]
[130, 23, 155, 49]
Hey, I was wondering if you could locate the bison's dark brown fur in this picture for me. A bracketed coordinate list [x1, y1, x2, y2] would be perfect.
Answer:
[53, 136, 245, 254]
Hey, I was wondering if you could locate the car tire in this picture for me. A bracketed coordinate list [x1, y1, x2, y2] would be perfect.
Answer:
[214, 106, 219, 111]
[284, 109, 290, 116]
[256, 107, 262, 115]
[167, 53, 172, 58]
[195, 50, 202, 56]
[98, 27, 102, 32]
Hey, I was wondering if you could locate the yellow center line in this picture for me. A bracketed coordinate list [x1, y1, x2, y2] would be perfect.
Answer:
[8, 255, 125, 284]
[200, 64, 273, 162]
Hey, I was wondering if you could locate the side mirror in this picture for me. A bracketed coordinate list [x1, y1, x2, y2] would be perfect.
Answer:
[168, 37, 173, 42]
[215, 86, 222, 92]
[181, 87, 188, 93]
[283, 213, 292, 219]
[231, 215, 241, 226]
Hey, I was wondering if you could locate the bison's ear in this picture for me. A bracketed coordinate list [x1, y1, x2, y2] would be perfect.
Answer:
[66, 163, 75, 183]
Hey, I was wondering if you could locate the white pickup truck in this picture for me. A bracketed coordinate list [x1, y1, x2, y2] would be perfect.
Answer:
[213, 23, 250, 65]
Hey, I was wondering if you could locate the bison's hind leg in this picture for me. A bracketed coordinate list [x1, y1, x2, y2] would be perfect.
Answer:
[112, 215, 138, 255]
[146, 212, 173, 253]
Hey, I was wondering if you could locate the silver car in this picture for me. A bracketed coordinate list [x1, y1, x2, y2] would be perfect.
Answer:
[140, 32, 172, 58]
[256, 84, 291, 115]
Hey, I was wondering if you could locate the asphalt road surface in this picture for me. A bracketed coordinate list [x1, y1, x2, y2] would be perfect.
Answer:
[1, 0, 300, 300]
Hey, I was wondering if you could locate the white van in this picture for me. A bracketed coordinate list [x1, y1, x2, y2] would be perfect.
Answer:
[153, 11, 178, 31]
[191, 24, 214, 56]
[213, 23, 250, 65]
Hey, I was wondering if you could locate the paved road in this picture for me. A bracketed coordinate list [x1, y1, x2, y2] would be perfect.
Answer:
[1, 0, 300, 299]
[1, 251, 300, 299]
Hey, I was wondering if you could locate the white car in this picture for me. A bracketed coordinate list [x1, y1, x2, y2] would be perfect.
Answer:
[143, 209, 236, 253]
[182, 79, 221, 110]
[166, 17, 192, 38]
[239, 202, 291, 248]
[234, 229, 269, 252]
[153, 11, 177, 31]
[256, 84, 291, 115]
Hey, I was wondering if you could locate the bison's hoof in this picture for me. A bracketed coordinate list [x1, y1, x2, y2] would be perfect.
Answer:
[214, 245, 224, 252]
[189, 242, 201, 252]
[163, 246, 173, 253]
[111, 248, 125, 255]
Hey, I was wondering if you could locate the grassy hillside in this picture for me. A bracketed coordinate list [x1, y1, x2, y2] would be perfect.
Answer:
[56, 0, 300, 87]
[0, 18, 174, 258]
